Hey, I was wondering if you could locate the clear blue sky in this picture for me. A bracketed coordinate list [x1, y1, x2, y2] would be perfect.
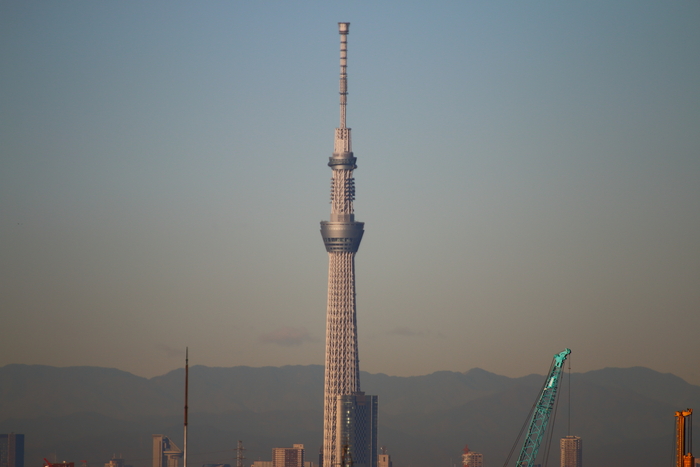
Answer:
[2, 1, 699, 384]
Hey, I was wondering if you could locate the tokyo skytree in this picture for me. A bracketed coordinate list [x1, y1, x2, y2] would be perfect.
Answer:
[320, 22, 366, 467]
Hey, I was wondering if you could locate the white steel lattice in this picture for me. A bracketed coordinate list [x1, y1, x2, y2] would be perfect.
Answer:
[330, 170, 355, 214]
[323, 23, 364, 467]
[323, 251, 360, 467]
[334, 128, 352, 154]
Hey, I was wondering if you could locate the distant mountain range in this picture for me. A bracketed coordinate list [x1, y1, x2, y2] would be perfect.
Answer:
[1, 364, 698, 467]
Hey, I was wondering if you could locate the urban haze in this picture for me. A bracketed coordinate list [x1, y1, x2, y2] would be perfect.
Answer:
[2, 2, 699, 387]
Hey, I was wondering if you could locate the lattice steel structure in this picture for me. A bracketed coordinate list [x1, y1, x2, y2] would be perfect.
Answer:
[515, 349, 571, 467]
[320, 22, 365, 467]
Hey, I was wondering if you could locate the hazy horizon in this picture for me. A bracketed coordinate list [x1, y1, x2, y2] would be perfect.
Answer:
[3, 359, 698, 389]
[2, 2, 699, 385]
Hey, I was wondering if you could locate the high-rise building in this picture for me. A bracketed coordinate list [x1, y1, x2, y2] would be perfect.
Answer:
[463, 452, 483, 467]
[153, 435, 183, 467]
[377, 453, 391, 467]
[273, 445, 304, 467]
[560, 436, 582, 467]
[320, 22, 377, 467]
[462, 446, 482, 467]
[0, 434, 24, 467]
[337, 393, 377, 467]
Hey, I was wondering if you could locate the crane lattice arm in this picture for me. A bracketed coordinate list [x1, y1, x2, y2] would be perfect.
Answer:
[515, 348, 571, 467]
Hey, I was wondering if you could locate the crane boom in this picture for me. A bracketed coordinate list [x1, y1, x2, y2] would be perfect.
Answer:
[515, 348, 571, 467]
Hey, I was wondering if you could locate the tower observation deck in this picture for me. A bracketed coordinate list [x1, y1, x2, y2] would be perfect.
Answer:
[320, 22, 370, 467]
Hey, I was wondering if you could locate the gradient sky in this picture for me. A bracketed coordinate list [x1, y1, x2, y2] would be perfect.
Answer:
[2, 2, 699, 385]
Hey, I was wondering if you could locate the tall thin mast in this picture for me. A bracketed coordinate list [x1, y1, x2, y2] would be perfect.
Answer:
[332, 23, 353, 167]
[339, 22, 348, 129]
[235, 440, 246, 467]
[184, 348, 188, 467]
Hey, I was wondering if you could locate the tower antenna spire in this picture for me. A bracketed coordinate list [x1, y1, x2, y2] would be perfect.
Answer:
[338, 22, 349, 129]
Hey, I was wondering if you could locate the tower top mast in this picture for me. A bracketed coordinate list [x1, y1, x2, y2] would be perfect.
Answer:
[338, 22, 349, 129]
[331, 23, 353, 166]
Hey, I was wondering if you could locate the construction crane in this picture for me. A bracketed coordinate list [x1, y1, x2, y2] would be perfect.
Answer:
[675, 408, 694, 467]
[512, 348, 571, 467]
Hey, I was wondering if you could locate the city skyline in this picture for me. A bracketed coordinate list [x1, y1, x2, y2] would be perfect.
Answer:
[1, 2, 699, 385]
[0, 364, 696, 467]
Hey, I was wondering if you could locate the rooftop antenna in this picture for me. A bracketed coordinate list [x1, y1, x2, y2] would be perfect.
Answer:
[184, 347, 189, 467]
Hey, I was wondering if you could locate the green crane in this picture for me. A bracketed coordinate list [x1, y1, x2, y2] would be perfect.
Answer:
[514, 348, 571, 467]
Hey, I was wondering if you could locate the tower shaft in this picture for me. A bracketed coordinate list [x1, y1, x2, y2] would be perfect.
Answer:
[323, 251, 360, 467]
[321, 22, 364, 467]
